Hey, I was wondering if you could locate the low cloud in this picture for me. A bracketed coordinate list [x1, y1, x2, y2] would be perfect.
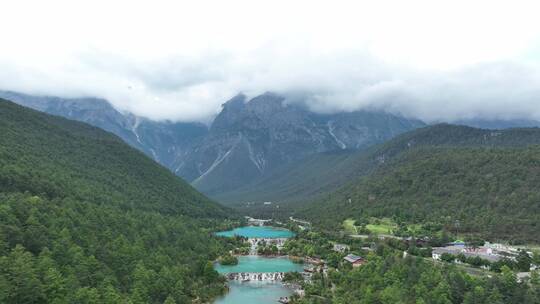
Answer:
[1, 0, 539, 123]
[1, 46, 540, 123]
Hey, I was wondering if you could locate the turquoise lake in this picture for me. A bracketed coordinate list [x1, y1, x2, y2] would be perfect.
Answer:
[215, 255, 304, 273]
[215, 226, 295, 238]
[214, 281, 292, 304]
[213, 226, 299, 303]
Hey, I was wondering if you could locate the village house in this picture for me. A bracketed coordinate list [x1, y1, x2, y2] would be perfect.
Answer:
[344, 254, 366, 267]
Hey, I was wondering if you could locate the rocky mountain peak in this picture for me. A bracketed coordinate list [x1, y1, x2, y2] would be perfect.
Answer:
[211, 93, 247, 131]
[246, 92, 285, 111]
[221, 93, 246, 110]
[2, 90, 425, 199]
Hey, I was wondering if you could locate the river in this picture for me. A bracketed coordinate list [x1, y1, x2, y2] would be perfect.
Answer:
[214, 226, 301, 304]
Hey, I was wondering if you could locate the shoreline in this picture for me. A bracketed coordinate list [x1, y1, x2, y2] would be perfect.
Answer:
[213, 225, 306, 303]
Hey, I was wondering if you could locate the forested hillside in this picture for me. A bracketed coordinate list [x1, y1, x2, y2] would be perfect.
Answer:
[303, 146, 540, 243]
[217, 124, 540, 206]
[214, 150, 360, 204]
[0, 99, 235, 303]
[2, 91, 424, 199]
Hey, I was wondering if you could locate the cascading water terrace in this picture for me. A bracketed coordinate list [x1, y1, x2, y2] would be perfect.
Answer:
[248, 238, 287, 255]
[213, 226, 302, 303]
[249, 239, 258, 255]
[227, 272, 285, 282]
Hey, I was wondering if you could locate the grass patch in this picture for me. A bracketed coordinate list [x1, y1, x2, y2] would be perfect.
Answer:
[344, 217, 421, 236]
[407, 223, 423, 234]
[366, 218, 397, 235]
[343, 219, 358, 234]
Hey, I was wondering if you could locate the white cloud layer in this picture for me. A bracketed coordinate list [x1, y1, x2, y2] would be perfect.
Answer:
[1, 0, 540, 122]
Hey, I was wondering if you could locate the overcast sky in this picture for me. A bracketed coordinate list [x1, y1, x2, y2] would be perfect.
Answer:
[1, 0, 540, 122]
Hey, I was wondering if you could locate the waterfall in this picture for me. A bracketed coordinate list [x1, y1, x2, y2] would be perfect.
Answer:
[248, 238, 287, 255]
[249, 239, 258, 255]
[227, 272, 285, 281]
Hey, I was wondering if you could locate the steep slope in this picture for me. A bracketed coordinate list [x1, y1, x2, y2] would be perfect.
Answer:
[0, 99, 233, 303]
[214, 150, 360, 204]
[0, 90, 208, 175]
[219, 124, 540, 206]
[182, 93, 424, 195]
[301, 124, 540, 243]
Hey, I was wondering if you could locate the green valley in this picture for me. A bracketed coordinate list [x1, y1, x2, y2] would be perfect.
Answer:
[3, 4, 540, 303]
[2, 99, 540, 304]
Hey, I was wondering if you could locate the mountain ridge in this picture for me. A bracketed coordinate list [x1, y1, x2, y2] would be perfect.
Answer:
[224, 123, 540, 218]
[1, 90, 425, 198]
[181, 92, 425, 195]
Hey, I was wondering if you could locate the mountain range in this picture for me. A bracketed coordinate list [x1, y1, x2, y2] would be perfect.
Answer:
[0, 90, 424, 199]
[4, 90, 540, 206]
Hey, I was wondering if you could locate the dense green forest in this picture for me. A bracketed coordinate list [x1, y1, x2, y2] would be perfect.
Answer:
[221, 124, 540, 214]
[0, 99, 237, 303]
[280, 230, 540, 304]
[296, 249, 540, 304]
[279, 230, 540, 304]
[302, 145, 540, 243]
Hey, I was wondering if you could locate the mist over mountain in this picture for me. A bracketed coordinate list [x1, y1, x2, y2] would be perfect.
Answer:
[3, 2, 540, 303]
[1, 90, 424, 196]
[0, 90, 209, 174]
[182, 92, 425, 195]
[6, 89, 540, 201]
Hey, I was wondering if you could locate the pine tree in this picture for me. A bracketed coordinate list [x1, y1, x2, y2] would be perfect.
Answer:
[2, 245, 44, 303]
[164, 295, 176, 304]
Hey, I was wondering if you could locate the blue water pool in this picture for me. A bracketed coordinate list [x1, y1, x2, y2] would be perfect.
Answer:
[215, 255, 304, 274]
[215, 226, 295, 238]
[214, 281, 293, 304]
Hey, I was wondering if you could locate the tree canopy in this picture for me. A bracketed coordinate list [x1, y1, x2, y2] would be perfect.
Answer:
[0, 99, 236, 303]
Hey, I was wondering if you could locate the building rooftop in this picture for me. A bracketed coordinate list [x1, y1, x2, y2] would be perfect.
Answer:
[344, 254, 364, 263]
[433, 247, 502, 262]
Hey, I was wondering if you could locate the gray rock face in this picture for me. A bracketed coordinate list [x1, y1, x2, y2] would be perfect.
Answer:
[1, 90, 424, 197]
[0, 91, 208, 175]
[180, 92, 425, 194]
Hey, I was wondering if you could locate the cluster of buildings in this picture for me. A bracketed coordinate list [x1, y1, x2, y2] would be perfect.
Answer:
[431, 241, 531, 268]
[302, 252, 367, 273]
[432, 244, 502, 264]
